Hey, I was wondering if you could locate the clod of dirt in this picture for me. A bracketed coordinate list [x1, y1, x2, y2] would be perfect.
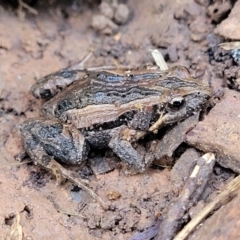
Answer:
[151, 23, 190, 50]
[99, 1, 114, 19]
[24, 169, 49, 188]
[167, 45, 178, 62]
[195, 0, 211, 7]
[89, 156, 117, 175]
[118, 206, 141, 232]
[189, 15, 211, 42]
[114, 3, 130, 24]
[91, 14, 118, 35]
[214, 0, 240, 39]
[91, 1, 130, 35]
[224, 66, 240, 90]
[207, 33, 224, 48]
[207, 0, 232, 23]
[186, 89, 240, 174]
[174, 2, 205, 22]
[100, 211, 122, 230]
[96, 37, 127, 58]
[208, 43, 240, 91]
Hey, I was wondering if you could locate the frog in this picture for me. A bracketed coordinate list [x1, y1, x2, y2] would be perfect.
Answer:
[20, 57, 211, 174]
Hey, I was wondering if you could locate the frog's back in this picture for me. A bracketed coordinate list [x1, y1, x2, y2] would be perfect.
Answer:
[41, 67, 210, 120]
[41, 70, 165, 118]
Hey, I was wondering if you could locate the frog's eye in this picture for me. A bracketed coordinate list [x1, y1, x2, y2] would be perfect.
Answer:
[167, 96, 185, 111]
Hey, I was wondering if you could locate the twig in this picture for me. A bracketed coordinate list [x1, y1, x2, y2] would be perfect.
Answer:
[49, 196, 86, 218]
[86, 65, 132, 71]
[18, 0, 38, 15]
[69, 51, 94, 71]
[157, 153, 216, 240]
[69, 50, 133, 71]
[75, 48, 173, 73]
[173, 174, 240, 240]
[47, 159, 110, 210]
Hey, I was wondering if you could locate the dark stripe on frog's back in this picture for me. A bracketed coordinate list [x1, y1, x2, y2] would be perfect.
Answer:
[46, 71, 164, 118]
[88, 70, 202, 90]
[93, 71, 161, 83]
[53, 86, 163, 118]
[156, 78, 199, 89]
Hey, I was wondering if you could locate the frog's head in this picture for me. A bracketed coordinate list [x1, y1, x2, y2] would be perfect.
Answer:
[149, 66, 211, 132]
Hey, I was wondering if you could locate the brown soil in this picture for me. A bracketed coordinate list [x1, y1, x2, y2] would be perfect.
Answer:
[0, 0, 239, 239]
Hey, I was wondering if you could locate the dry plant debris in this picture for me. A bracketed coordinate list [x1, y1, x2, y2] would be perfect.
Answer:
[174, 174, 240, 240]
[157, 153, 216, 240]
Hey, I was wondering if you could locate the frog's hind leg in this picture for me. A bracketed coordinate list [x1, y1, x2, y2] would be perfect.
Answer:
[108, 126, 152, 173]
[20, 119, 109, 209]
[20, 119, 90, 165]
[20, 118, 90, 182]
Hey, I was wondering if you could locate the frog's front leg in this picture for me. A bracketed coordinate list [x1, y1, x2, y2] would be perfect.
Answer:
[20, 119, 90, 167]
[31, 69, 87, 99]
[31, 52, 94, 99]
[108, 126, 153, 173]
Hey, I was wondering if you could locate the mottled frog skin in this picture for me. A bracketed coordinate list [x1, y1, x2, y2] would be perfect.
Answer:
[21, 65, 211, 172]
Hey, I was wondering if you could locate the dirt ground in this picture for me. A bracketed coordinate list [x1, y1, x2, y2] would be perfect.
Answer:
[1, 0, 240, 239]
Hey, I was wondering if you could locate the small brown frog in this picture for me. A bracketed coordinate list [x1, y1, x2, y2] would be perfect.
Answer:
[20, 56, 211, 173]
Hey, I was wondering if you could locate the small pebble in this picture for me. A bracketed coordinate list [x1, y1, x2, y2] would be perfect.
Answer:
[114, 4, 130, 24]
[99, 2, 114, 19]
